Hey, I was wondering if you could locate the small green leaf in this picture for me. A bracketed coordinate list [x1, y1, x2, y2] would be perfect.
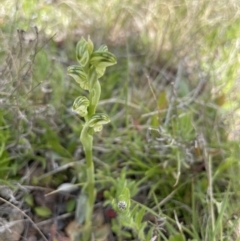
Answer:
[34, 206, 52, 218]
[213, 157, 236, 180]
[0, 143, 5, 158]
[24, 194, 34, 207]
[138, 222, 147, 240]
[146, 227, 155, 241]
[131, 204, 139, 217]
[66, 199, 76, 213]
[169, 233, 186, 241]
[135, 207, 145, 228]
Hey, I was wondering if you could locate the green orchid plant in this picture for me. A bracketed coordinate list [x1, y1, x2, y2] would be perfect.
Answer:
[67, 36, 116, 240]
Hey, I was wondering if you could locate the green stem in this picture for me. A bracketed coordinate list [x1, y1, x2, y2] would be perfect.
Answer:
[79, 76, 100, 241]
[88, 80, 101, 117]
[80, 126, 95, 241]
[69, 38, 116, 241]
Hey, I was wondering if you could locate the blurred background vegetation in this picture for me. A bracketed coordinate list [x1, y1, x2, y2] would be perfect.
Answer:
[0, 0, 240, 240]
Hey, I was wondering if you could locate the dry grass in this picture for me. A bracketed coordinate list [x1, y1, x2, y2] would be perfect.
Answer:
[0, 0, 240, 240]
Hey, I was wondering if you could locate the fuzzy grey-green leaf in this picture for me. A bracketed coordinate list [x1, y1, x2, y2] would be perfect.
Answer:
[34, 206, 52, 218]
[135, 207, 145, 228]
[118, 186, 131, 209]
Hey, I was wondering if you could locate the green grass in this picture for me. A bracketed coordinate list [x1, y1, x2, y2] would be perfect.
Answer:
[0, 0, 240, 240]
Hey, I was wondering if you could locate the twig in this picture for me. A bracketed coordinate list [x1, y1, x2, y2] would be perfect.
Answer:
[164, 62, 183, 127]
[35, 212, 74, 227]
[0, 197, 48, 241]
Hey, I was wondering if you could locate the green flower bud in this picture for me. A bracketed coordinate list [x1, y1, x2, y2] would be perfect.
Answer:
[118, 187, 131, 212]
[117, 200, 127, 211]
[76, 37, 94, 66]
[90, 51, 117, 70]
[96, 44, 108, 52]
[72, 96, 90, 117]
[87, 36, 94, 54]
[67, 65, 89, 90]
[88, 113, 110, 132]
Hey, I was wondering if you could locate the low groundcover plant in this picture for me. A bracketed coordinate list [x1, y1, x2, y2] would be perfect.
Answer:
[67, 36, 116, 240]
